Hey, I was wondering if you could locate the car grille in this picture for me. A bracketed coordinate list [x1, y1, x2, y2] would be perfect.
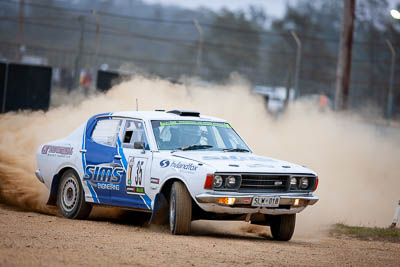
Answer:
[238, 174, 289, 193]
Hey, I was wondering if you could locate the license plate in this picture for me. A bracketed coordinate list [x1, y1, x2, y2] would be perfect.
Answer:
[252, 196, 280, 207]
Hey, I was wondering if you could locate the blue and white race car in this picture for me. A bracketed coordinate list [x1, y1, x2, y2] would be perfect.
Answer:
[36, 110, 319, 241]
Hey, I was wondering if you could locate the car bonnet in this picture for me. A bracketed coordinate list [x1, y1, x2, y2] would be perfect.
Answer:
[170, 151, 315, 174]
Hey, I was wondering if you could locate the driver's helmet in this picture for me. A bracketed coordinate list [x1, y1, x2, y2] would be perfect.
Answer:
[179, 125, 201, 146]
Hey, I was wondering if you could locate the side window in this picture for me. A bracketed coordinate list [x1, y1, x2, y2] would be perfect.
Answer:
[122, 120, 149, 149]
[91, 119, 122, 147]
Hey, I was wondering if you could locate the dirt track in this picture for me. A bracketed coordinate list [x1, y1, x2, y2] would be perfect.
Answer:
[0, 203, 399, 267]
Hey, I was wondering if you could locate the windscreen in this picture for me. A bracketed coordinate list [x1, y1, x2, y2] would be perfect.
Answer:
[151, 120, 251, 151]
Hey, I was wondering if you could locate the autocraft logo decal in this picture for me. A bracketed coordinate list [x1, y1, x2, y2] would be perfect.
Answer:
[160, 160, 170, 168]
[41, 145, 73, 157]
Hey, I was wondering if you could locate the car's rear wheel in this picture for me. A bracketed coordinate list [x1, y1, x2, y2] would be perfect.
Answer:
[269, 214, 296, 241]
[169, 181, 192, 235]
[57, 169, 92, 219]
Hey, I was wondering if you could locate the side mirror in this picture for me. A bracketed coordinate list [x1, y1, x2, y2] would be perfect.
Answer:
[134, 141, 145, 152]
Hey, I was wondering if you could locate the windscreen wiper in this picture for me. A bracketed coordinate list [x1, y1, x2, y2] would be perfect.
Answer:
[178, 145, 213, 151]
[223, 148, 250, 152]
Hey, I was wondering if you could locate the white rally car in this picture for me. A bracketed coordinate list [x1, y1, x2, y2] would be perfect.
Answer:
[36, 110, 318, 241]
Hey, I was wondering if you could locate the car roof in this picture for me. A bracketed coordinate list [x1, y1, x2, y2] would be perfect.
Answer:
[106, 110, 228, 123]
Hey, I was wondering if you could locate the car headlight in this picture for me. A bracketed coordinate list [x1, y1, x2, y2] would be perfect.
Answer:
[213, 175, 223, 188]
[225, 176, 237, 188]
[299, 177, 309, 189]
[212, 174, 241, 191]
[290, 177, 297, 189]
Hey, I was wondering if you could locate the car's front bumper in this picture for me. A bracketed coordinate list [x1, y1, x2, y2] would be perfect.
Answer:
[195, 192, 319, 215]
[35, 169, 44, 183]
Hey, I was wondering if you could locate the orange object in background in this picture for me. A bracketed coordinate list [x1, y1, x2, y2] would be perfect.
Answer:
[79, 70, 92, 89]
[319, 94, 328, 108]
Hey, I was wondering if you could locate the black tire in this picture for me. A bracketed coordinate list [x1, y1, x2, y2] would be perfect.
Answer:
[169, 181, 192, 235]
[269, 214, 296, 241]
[57, 169, 92, 219]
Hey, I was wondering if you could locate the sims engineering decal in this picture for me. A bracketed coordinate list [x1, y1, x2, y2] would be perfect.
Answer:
[84, 165, 123, 191]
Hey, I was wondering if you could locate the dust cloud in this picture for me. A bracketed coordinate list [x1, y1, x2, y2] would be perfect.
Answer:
[0, 75, 399, 233]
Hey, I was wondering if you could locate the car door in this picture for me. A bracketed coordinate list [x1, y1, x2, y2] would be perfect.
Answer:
[110, 119, 152, 210]
[83, 116, 124, 204]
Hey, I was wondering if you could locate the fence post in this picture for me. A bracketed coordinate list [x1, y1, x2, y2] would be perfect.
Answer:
[1, 63, 8, 113]
[73, 16, 85, 90]
[290, 31, 302, 99]
[193, 19, 204, 77]
[16, 0, 24, 62]
[385, 39, 395, 125]
[334, 0, 355, 110]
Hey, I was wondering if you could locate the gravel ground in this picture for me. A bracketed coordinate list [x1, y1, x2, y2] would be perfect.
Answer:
[0, 203, 399, 267]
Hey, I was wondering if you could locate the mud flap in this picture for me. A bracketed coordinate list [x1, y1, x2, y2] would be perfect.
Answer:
[46, 174, 60, 206]
[149, 192, 169, 225]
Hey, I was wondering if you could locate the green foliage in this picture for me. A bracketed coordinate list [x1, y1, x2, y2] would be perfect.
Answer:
[202, 8, 265, 82]
[266, 1, 340, 96]
[330, 223, 400, 243]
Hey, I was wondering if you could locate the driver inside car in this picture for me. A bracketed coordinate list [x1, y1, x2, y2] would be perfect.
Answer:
[169, 125, 201, 149]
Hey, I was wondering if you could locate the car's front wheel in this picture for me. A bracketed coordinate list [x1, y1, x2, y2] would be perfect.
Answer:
[169, 181, 192, 235]
[57, 169, 92, 219]
[269, 214, 296, 241]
